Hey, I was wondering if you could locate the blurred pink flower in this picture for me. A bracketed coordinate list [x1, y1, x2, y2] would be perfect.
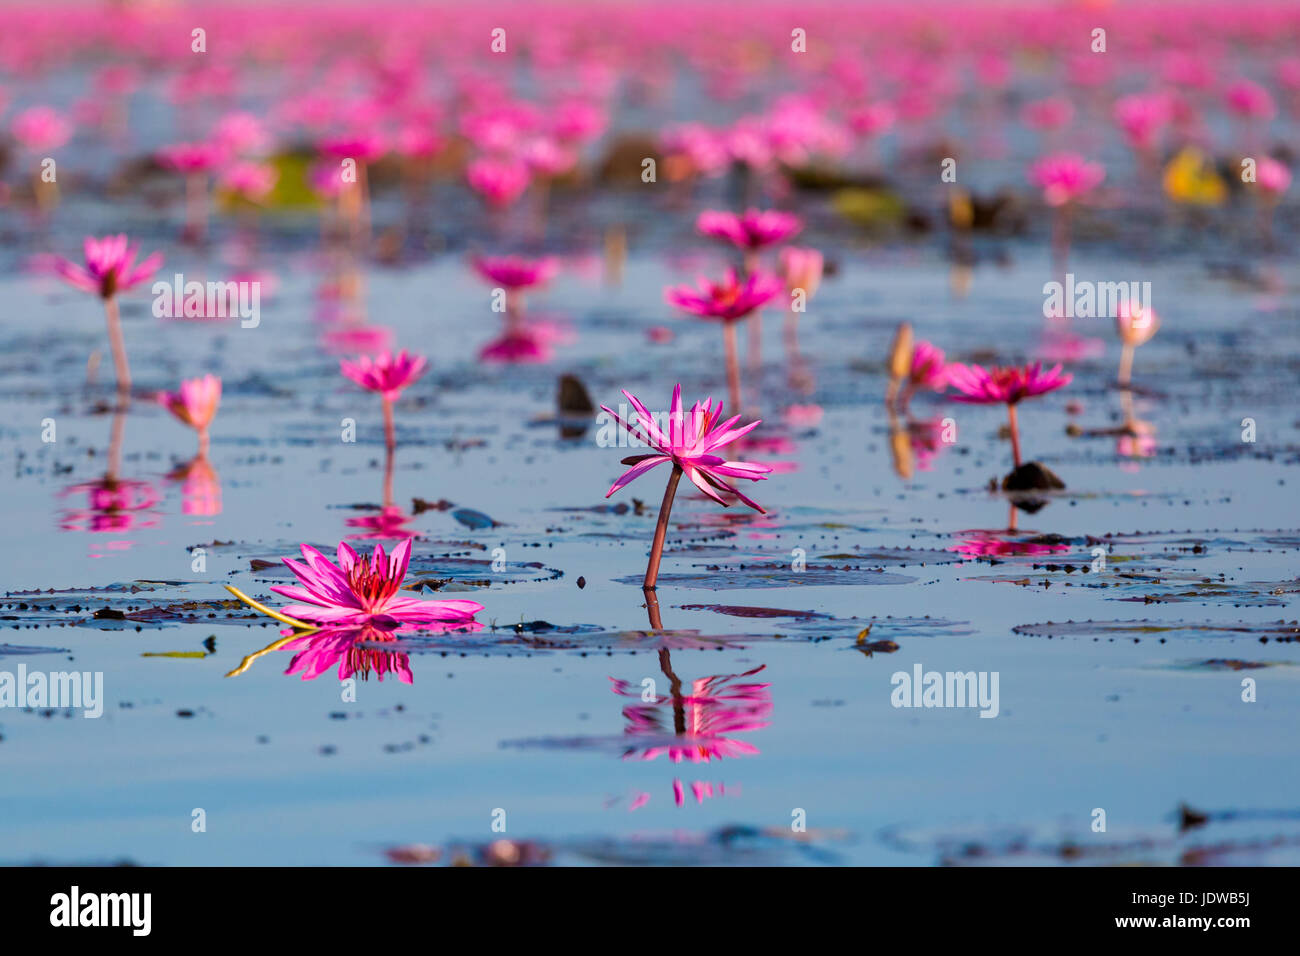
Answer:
[909, 341, 948, 392]
[946, 362, 1072, 405]
[472, 255, 559, 290]
[55, 234, 162, 299]
[10, 106, 71, 151]
[340, 350, 427, 401]
[696, 208, 802, 251]
[665, 268, 782, 323]
[158, 374, 222, 434]
[220, 161, 278, 201]
[157, 141, 221, 173]
[1021, 97, 1074, 131]
[1257, 157, 1292, 196]
[1225, 79, 1276, 120]
[1028, 153, 1105, 207]
[467, 155, 531, 206]
[778, 246, 823, 297]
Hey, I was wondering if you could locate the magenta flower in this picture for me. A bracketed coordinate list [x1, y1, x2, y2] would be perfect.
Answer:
[10, 106, 71, 151]
[340, 350, 427, 401]
[467, 155, 531, 206]
[341, 350, 427, 450]
[56, 234, 163, 393]
[946, 362, 1072, 406]
[664, 268, 781, 323]
[269, 539, 484, 628]
[696, 208, 802, 251]
[946, 362, 1072, 470]
[56, 234, 163, 300]
[603, 384, 772, 511]
[472, 255, 559, 290]
[1028, 153, 1105, 207]
[909, 341, 949, 392]
[157, 141, 222, 173]
[158, 374, 221, 454]
[603, 384, 773, 589]
[1257, 157, 1292, 197]
[1225, 79, 1276, 120]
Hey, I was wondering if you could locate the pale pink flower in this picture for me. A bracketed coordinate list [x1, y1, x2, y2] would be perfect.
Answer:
[158, 374, 222, 432]
[220, 161, 278, 201]
[778, 247, 823, 297]
[1256, 157, 1292, 196]
[1021, 97, 1074, 131]
[909, 341, 948, 391]
[1115, 301, 1159, 348]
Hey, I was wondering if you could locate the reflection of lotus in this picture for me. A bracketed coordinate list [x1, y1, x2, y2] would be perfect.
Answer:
[60, 476, 160, 533]
[345, 505, 418, 541]
[478, 321, 571, 364]
[281, 626, 413, 683]
[168, 455, 222, 516]
[950, 531, 1070, 558]
[611, 663, 771, 763]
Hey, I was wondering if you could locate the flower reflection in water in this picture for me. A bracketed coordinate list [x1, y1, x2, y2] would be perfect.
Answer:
[281, 625, 415, 684]
[168, 454, 222, 517]
[611, 651, 771, 764]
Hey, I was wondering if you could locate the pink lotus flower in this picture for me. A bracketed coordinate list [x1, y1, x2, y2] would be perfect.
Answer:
[1113, 93, 1169, 151]
[778, 246, 823, 297]
[946, 362, 1072, 470]
[158, 374, 221, 450]
[601, 384, 772, 513]
[156, 141, 221, 173]
[1028, 153, 1105, 207]
[1225, 80, 1276, 120]
[340, 350, 427, 401]
[946, 362, 1072, 406]
[472, 255, 559, 290]
[269, 539, 484, 628]
[1115, 300, 1159, 348]
[909, 341, 948, 392]
[56, 234, 162, 299]
[467, 155, 531, 206]
[664, 268, 782, 323]
[220, 161, 278, 201]
[10, 106, 71, 151]
[1257, 157, 1292, 196]
[696, 208, 802, 251]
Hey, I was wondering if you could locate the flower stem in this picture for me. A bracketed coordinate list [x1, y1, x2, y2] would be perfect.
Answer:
[198, 427, 210, 458]
[643, 587, 663, 630]
[1006, 403, 1022, 469]
[723, 322, 742, 414]
[103, 295, 131, 395]
[644, 465, 683, 590]
[224, 585, 319, 632]
[383, 396, 396, 452]
[1118, 343, 1134, 388]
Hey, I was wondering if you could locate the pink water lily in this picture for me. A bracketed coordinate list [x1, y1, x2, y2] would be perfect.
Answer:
[1029, 152, 1105, 207]
[602, 384, 774, 589]
[946, 362, 1072, 469]
[56, 234, 163, 393]
[56, 234, 163, 299]
[696, 208, 802, 251]
[158, 374, 221, 454]
[341, 350, 427, 450]
[472, 255, 559, 290]
[269, 539, 484, 628]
